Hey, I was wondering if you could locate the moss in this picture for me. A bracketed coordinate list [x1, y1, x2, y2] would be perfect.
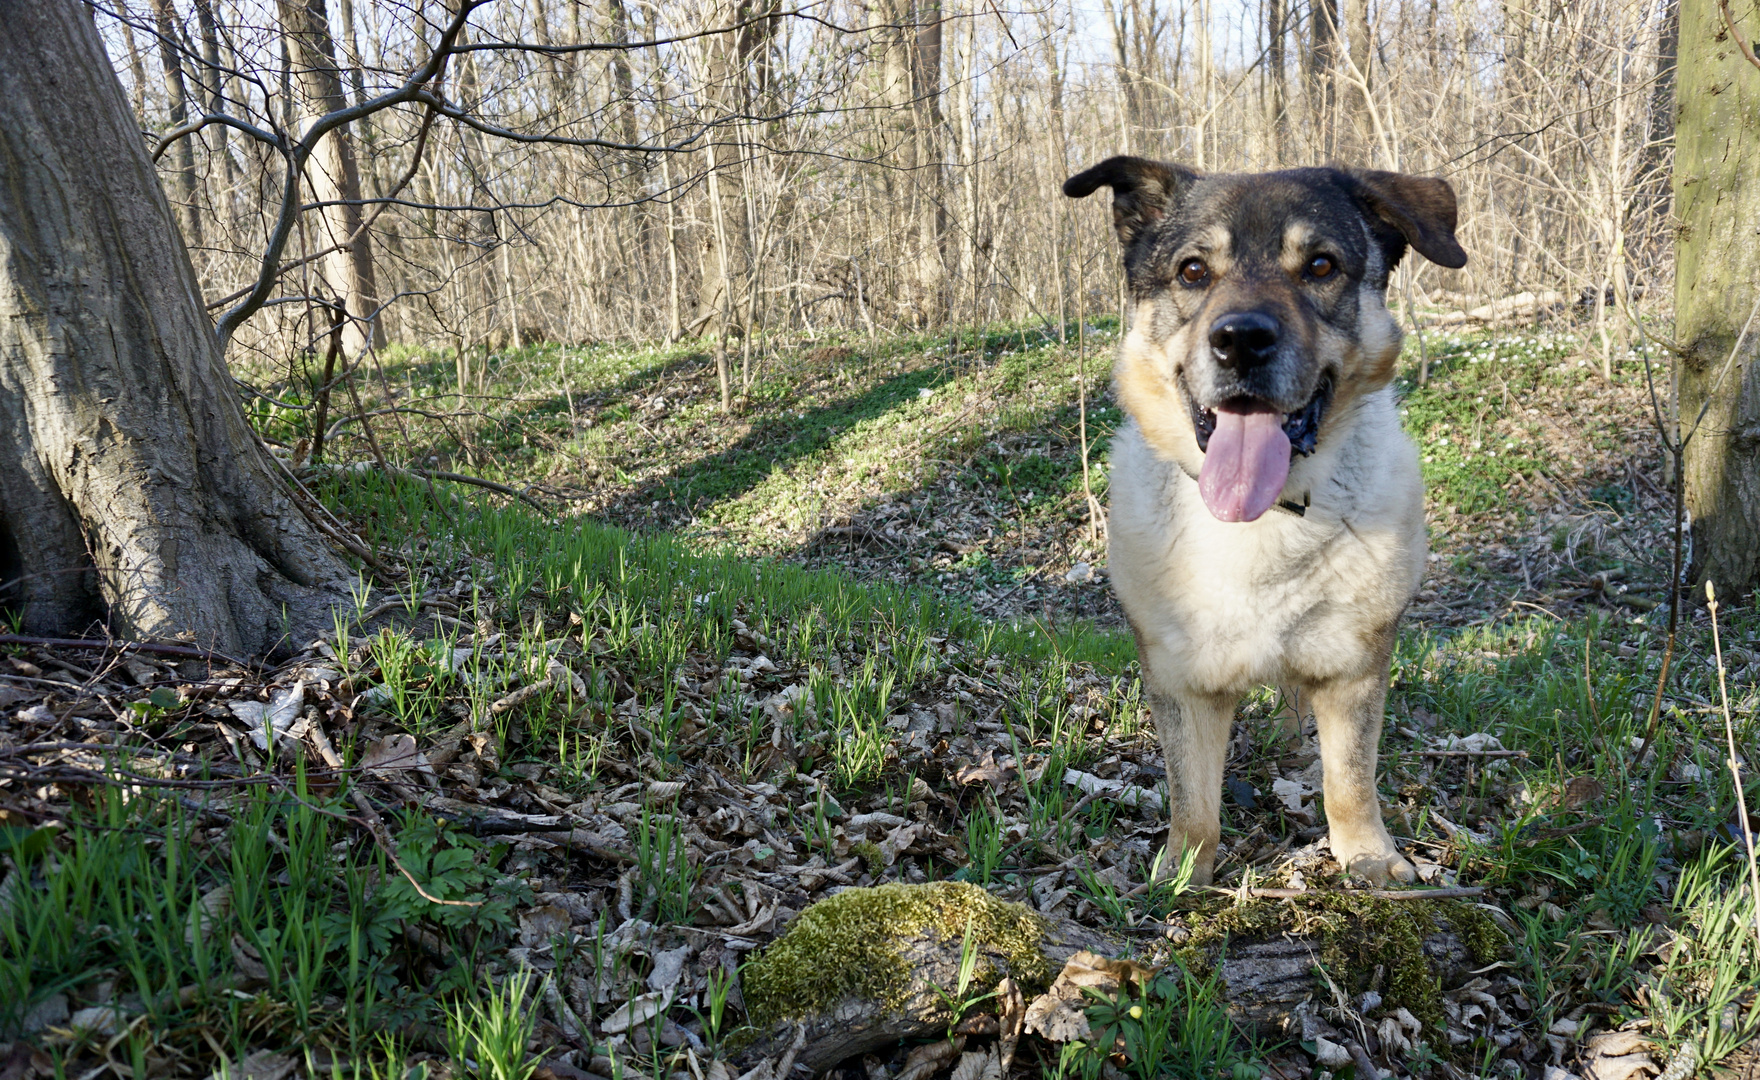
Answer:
[850, 840, 885, 877]
[1449, 901, 1510, 966]
[740, 881, 1052, 1027]
[1170, 894, 1506, 1037]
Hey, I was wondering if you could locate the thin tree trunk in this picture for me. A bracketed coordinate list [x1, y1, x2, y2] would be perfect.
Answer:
[1675, 0, 1760, 595]
[277, 0, 384, 353]
[1267, 0, 1289, 163]
[147, 0, 203, 250]
[0, 0, 348, 654]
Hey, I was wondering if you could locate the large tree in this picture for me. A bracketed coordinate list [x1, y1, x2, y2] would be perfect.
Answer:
[0, 0, 350, 655]
[1676, 0, 1760, 595]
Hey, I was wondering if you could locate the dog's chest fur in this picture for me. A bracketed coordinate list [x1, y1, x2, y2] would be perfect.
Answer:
[1106, 388, 1426, 694]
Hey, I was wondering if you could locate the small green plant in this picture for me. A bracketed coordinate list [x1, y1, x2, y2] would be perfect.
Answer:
[931, 916, 999, 1037]
[125, 686, 182, 726]
[634, 807, 696, 925]
[446, 969, 538, 1080]
[1076, 961, 1261, 1079]
[699, 966, 735, 1048]
[960, 800, 1004, 885]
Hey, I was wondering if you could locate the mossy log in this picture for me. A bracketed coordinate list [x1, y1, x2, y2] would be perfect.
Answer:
[732, 884, 1503, 1074]
[735, 882, 1112, 1073]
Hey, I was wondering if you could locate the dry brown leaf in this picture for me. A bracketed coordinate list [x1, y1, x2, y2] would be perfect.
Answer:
[598, 989, 671, 1034]
[896, 1037, 965, 1080]
[1583, 1054, 1657, 1080]
[954, 750, 1009, 786]
[995, 976, 1025, 1076]
[361, 732, 428, 774]
[1563, 776, 1604, 809]
[1023, 950, 1153, 1042]
[204, 1050, 296, 1080]
[518, 904, 573, 948]
[1585, 1030, 1653, 1057]
[949, 1048, 1000, 1080]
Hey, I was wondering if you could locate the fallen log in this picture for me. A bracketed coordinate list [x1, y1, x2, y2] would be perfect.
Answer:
[729, 882, 1510, 1075]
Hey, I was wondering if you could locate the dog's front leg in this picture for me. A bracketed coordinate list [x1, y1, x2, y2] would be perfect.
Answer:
[1147, 687, 1235, 886]
[1310, 667, 1416, 885]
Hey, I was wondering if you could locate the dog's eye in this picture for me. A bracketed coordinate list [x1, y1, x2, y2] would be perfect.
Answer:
[1308, 255, 1336, 279]
[1179, 259, 1208, 285]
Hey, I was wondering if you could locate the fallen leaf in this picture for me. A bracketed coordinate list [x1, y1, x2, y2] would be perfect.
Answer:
[204, 1051, 296, 1080]
[995, 976, 1025, 1075]
[361, 732, 428, 774]
[1023, 950, 1155, 1042]
[896, 1037, 965, 1080]
[949, 1048, 1000, 1080]
[955, 750, 1009, 786]
[598, 989, 671, 1034]
[1062, 769, 1164, 812]
[230, 681, 306, 750]
[1563, 776, 1604, 809]
[519, 904, 573, 948]
[647, 943, 693, 992]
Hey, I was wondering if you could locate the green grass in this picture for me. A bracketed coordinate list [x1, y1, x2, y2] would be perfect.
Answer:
[9, 319, 1759, 1076]
[0, 768, 528, 1075]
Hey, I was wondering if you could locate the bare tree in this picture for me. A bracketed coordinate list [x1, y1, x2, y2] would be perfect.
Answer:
[0, 0, 348, 655]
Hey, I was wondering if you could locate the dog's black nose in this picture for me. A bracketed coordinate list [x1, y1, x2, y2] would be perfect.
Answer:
[1208, 312, 1281, 370]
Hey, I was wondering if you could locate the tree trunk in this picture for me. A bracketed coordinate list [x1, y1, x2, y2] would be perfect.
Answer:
[1306, 0, 1341, 159]
[0, 0, 349, 655]
[1266, 0, 1289, 163]
[277, 0, 384, 354]
[1339, 0, 1373, 160]
[1676, 0, 1760, 596]
[147, 0, 203, 250]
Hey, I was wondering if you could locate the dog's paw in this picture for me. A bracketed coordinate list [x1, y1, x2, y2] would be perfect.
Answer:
[1336, 840, 1417, 886]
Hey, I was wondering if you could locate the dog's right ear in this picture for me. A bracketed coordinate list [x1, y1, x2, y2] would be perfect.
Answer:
[1063, 156, 1201, 247]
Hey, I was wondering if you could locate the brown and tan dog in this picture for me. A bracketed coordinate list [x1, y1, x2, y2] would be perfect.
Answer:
[1064, 158, 1467, 885]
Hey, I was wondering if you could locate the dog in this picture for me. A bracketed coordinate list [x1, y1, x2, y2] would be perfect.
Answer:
[1063, 158, 1467, 886]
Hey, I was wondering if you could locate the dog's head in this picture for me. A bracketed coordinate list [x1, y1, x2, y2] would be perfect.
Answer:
[1065, 158, 1466, 522]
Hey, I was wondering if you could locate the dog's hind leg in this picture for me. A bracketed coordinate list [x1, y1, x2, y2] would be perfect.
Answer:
[1146, 687, 1236, 886]
[1309, 661, 1416, 886]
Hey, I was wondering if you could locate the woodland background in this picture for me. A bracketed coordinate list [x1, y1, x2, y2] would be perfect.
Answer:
[106, 0, 1679, 381]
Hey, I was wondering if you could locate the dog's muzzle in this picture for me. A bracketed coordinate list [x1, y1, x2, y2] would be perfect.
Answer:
[1186, 373, 1334, 459]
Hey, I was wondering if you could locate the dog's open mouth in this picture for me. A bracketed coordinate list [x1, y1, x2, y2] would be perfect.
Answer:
[1183, 374, 1333, 523]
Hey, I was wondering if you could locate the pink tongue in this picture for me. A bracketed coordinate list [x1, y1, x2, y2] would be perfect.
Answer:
[1198, 409, 1291, 522]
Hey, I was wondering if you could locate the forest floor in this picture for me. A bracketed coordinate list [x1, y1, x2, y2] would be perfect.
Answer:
[1, 319, 1757, 1080]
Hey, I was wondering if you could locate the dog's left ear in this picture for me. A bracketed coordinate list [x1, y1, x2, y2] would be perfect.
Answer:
[1064, 156, 1202, 247]
[1348, 170, 1468, 269]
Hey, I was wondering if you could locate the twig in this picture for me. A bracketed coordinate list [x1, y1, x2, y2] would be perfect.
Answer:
[406, 468, 552, 514]
[1202, 885, 1485, 901]
[0, 634, 252, 669]
[1706, 581, 1760, 954]
[1418, 749, 1530, 759]
[1721, 0, 1760, 74]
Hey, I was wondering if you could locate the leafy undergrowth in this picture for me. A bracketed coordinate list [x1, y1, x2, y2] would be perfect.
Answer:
[2, 466, 1756, 1079]
[1, 320, 1754, 1079]
[243, 316, 1673, 631]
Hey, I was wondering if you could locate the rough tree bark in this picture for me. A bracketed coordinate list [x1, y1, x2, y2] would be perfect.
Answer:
[0, 0, 350, 655]
[1675, 0, 1760, 595]
[277, 0, 385, 354]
